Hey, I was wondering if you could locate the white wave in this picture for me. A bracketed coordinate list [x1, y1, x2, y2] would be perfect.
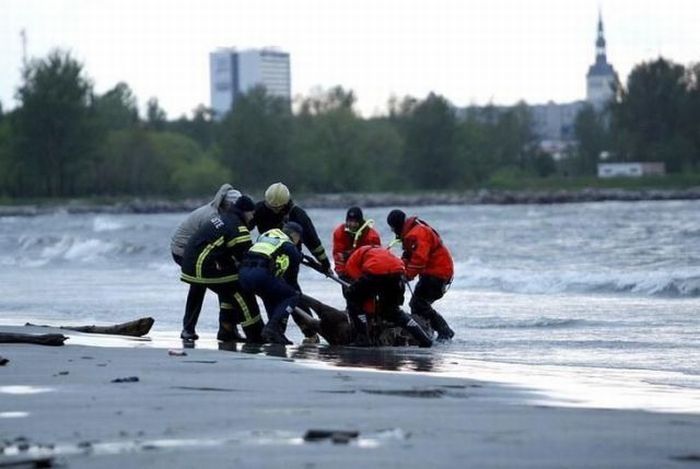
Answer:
[93, 216, 125, 232]
[454, 260, 700, 298]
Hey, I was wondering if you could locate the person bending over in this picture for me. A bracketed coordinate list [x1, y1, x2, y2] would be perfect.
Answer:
[387, 209, 455, 341]
[179, 195, 263, 342]
[239, 222, 304, 345]
[344, 245, 432, 347]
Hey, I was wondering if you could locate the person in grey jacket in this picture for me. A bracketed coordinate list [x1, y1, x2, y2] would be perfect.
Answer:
[171, 183, 241, 340]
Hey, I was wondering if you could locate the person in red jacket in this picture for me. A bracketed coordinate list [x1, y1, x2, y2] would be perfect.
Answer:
[332, 206, 381, 278]
[387, 209, 455, 341]
[344, 245, 432, 347]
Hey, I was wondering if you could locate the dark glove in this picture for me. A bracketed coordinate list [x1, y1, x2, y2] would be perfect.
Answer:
[320, 258, 332, 275]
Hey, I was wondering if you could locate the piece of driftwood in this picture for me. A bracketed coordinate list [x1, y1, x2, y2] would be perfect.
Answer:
[0, 333, 67, 346]
[25, 317, 154, 337]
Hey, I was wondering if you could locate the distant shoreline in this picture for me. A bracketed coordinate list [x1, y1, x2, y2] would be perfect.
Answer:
[2, 187, 700, 216]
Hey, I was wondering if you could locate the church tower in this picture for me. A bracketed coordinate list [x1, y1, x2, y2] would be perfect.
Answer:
[586, 12, 618, 109]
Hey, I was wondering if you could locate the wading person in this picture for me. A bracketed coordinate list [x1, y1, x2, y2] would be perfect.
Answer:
[344, 245, 432, 347]
[171, 183, 241, 340]
[387, 209, 455, 341]
[332, 206, 381, 279]
[239, 222, 304, 345]
[179, 195, 263, 342]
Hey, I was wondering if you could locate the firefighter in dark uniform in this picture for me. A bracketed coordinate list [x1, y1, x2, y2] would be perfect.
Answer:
[387, 209, 455, 341]
[252, 182, 331, 275]
[239, 222, 304, 345]
[180, 195, 263, 342]
[344, 245, 433, 347]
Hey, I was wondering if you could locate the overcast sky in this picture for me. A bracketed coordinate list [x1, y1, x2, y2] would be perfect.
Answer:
[1, 0, 698, 118]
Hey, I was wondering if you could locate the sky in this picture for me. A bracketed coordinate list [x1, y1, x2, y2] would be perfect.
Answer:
[1, 0, 699, 118]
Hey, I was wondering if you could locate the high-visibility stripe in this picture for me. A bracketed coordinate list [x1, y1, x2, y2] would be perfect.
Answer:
[180, 273, 239, 284]
[234, 292, 261, 327]
[226, 234, 251, 247]
[220, 302, 234, 310]
[195, 236, 224, 278]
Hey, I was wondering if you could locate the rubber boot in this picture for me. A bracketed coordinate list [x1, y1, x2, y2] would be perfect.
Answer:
[430, 312, 455, 342]
[242, 317, 265, 343]
[181, 284, 206, 340]
[398, 310, 433, 348]
[261, 313, 292, 345]
[217, 311, 245, 342]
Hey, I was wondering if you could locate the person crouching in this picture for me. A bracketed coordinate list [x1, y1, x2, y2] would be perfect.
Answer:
[239, 222, 304, 345]
[344, 245, 432, 347]
[179, 195, 263, 342]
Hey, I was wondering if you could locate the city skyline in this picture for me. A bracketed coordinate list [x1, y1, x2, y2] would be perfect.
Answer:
[1, 0, 699, 118]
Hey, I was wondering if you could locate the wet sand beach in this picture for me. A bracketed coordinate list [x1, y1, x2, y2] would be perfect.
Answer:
[1, 325, 700, 468]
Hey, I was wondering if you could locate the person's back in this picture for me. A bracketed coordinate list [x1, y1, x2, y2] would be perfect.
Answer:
[171, 184, 238, 261]
[401, 216, 454, 281]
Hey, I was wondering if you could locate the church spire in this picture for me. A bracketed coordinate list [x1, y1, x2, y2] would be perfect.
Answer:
[595, 10, 607, 64]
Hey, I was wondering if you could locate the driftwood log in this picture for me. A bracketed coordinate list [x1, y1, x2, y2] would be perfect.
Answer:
[0, 333, 68, 346]
[25, 317, 154, 337]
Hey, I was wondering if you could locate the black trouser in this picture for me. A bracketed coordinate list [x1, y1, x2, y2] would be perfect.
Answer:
[409, 275, 448, 320]
[173, 252, 210, 335]
[347, 274, 405, 335]
[183, 281, 263, 341]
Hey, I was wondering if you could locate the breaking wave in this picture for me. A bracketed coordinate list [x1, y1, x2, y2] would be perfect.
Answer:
[454, 259, 700, 298]
[8, 234, 146, 265]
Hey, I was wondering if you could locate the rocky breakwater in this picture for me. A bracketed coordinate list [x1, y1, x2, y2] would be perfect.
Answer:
[1, 187, 700, 217]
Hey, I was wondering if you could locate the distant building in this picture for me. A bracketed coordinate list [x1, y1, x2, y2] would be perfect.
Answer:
[460, 12, 617, 155]
[586, 12, 618, 110]
[597, 162, 666, 178]
[209, 47, 291, 118]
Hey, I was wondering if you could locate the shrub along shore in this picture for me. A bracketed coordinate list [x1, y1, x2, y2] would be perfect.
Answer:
[1, 186, 700, 217]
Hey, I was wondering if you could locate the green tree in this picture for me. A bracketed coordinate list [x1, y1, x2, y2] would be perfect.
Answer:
[13, 49, 100, 196]
[611, 58, 690, 171]
[573, 104, 610, 175]
[94, 82, 139, 131]
[395, 93, 460, 189]
[217, 86, 293, 189]
[145, 97, 167, 131]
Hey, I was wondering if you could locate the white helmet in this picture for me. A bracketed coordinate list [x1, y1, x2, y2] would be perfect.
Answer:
[264, 182, 290, 208]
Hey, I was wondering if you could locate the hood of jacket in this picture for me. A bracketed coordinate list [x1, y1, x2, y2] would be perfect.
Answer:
[209, 183, 235, 211]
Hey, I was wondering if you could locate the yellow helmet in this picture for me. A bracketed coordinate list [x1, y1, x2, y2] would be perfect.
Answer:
[264, 182, 290, 208]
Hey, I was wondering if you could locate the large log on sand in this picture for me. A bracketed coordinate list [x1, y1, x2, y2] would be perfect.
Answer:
[0, 332, 67, 346]
[25, 317, 154, 337]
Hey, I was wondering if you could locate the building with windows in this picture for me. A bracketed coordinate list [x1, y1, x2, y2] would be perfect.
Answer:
[586, 13, 618, 110]
[460, 13, 617, 153]
[209, 47, 291, 118]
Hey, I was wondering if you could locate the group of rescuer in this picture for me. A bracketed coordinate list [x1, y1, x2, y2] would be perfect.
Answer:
[170, 182, 455, 347]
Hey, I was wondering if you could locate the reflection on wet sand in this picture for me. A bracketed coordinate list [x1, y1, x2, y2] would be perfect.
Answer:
[210, 340, 440, 372]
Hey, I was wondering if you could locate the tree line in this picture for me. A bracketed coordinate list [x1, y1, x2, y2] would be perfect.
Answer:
[0, 50, 698, 199]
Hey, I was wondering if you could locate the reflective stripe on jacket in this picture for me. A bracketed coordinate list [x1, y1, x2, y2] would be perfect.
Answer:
[332, 222, 381, 275]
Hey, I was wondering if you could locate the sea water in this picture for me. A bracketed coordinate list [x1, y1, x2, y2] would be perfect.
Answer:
[1, 201, 699, 411]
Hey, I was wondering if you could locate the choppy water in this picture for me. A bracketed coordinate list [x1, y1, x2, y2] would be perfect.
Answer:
[1, 200, 699, 406]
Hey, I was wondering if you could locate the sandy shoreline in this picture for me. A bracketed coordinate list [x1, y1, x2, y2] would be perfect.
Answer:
[2, 326, 700, 468]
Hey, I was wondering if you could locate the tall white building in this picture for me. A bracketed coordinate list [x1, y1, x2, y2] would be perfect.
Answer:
[586, 13, 618, 109]
[209, 47, 291, 118]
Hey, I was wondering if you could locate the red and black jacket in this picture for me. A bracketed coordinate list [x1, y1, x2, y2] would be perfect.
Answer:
[344, 246, 404, 280]
[332, 223, 381, 275]
[399, 217, 453, 281]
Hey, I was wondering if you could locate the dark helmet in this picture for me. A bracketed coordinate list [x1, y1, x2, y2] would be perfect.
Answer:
[386, 209, 406, 236]
[234, 195, 256, 212]
[282, 221, 304, 241]
[346, 206, 364, 223]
